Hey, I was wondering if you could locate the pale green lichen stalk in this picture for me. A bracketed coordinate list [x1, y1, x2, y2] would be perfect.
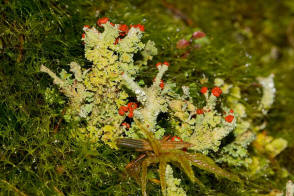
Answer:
[286, 180, 294, 196]
[122, 63, 169, 131]
[165, 164, 186, 196]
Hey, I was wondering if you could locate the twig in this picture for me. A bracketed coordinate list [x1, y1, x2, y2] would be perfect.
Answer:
[17, 34, 24, 63]
[53, 108, 66, 134]
[161, 0, 194, 27]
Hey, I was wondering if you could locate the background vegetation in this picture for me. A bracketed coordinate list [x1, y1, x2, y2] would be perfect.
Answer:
[1, 0, 293, 195]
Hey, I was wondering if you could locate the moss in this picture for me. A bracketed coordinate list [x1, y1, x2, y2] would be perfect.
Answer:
[1, 0, 294, 195]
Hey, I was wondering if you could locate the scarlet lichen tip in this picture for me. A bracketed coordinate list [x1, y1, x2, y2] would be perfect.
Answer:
[196, 108, 204, 114]
[82, 33, 85, 39]
[122, 122, 130, 129]
[119, 24, 129, 32]
[127, 102, 138, 111]
[171, 136, 183, 142]
[121, 106, 129, 112]
[200, 86, 208, 94]
[128, 111, 134, 118]
[211, 86, 222, 97]
[163, 61, 170, 66]
[130, 24, 144, 32]
[159, 80, 164, 89]
[118, 108, 125, 116]
[138, 24, 144, 32]
[83, 25, 90, 32]
[136, 24, 144, 32]
[119, 24, 129, 37]
[97, 17, 109, 26]
[225, 115, 234, 123]
[156, 62, 162, 67]
[229, 109, 234, 113]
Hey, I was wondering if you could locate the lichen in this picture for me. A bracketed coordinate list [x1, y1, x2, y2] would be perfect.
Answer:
[39, 17, 289, 195]
[253, 132, 288, 158]
[286, 180, 294, 196]
[121, 63, 170, 131]
[168, 85, 237, 153]
[257, 74, 276, 114]
[40, 18, 250, 156]
[40, 18, 157, 148]
[217, 131, 255, 167]
[165, 164, 186, 196]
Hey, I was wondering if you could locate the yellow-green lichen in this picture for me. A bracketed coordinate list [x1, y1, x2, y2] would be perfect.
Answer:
[165, 164, 186, 196]
[41, 20, 158, 148]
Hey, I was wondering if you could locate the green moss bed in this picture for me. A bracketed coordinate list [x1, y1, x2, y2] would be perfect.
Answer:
[1, 0, 294, 195]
